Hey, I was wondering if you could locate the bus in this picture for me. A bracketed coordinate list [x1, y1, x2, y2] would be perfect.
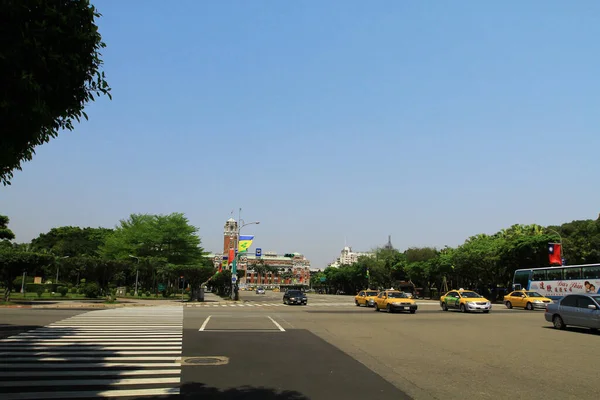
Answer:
[513, 263, 600, 299]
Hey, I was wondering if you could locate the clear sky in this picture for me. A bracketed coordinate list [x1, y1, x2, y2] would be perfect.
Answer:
[2, 1, 599, 269]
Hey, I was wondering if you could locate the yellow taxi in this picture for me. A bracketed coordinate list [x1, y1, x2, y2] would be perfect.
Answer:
[355, 289, 380, 307]
[504, 290, 552, 310]
[440, 289, 491, 313]
[373, 290, 417, 313]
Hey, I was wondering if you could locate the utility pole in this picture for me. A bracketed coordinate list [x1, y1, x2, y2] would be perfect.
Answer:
[129, 255, 140, 296]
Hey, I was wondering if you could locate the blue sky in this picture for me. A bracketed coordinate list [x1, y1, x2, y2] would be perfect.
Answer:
[2, 1, 599, 268]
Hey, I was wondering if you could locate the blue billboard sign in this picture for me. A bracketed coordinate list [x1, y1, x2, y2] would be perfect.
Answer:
[256, 248, 262, 257]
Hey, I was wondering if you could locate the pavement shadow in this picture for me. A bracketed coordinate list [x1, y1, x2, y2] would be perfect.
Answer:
[542, 326, 600, 335]
[0, 324, 44, 339]
[178, 383, 309, 399]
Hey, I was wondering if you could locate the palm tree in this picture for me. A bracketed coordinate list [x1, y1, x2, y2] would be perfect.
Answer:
[252, 259, 268, 286]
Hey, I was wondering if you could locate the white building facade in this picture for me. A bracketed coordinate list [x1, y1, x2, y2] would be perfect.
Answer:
[328, 246, 372, 268]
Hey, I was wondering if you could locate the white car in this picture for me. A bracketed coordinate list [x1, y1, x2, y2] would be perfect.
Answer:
[256, 287, 265, 294]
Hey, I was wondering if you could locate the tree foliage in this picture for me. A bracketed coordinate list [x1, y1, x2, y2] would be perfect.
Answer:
[101, 213, 205, 265]
[30, 226, 112, 257]
[0, 215, 16, 241]
[0, 0, 111, 185]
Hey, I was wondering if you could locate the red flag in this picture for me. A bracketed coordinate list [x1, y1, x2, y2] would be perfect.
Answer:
[228, 249, 235, 269]
[549, 243, 562, 265]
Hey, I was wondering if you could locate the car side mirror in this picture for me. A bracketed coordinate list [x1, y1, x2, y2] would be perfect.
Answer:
[588, 304, 597, 310]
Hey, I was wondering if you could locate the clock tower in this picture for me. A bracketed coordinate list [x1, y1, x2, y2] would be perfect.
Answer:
[223, 218, 238, 253]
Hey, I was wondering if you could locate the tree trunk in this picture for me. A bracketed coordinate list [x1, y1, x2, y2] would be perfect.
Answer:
[4, 287, 11, 302]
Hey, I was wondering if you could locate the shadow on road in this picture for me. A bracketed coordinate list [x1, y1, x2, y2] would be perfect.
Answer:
[542, 325, 600, 335]
[0, 323, 44, 339]
[179, 383, 309, 400]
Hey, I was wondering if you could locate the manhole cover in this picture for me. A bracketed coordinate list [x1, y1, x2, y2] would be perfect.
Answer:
[181, 356, 229, 366]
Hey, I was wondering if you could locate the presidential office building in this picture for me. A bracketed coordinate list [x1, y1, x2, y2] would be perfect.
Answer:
[204, 218, 311, 287]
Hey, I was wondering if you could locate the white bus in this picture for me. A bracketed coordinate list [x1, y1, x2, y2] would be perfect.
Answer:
[513, 263, 600, 299]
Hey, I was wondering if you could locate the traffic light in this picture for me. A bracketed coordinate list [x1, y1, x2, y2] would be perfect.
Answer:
[178, 276, 185, 289]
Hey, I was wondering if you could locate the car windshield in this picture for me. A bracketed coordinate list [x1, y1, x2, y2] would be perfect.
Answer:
[525, 292, 543, 297]
[366, 291, 378, 296]
[287, 291, 304, 296]
[387, 292, 409, 298]
[460, 292, 482, 298]
[591, 296, 600, 304]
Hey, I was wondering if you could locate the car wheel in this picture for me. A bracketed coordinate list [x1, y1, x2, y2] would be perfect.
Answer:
[283, 300, 288, 305]
[355, 300, 359, 306]
[387, 304, 392, 313]
[526, 302, 533, 311]
[410, 310, 416, 314]
[460, 304, 467, 313]
[441, 302, 448, 311]
[483, 310, 490, 314]
[553, 315, 566, 330]
[374, 304, 379, 312]
[505, 301, 512, 309]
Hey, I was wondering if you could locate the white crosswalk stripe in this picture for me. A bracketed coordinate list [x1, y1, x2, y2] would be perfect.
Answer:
[0, 306, 182, 399]
[185, 301, 440, 308]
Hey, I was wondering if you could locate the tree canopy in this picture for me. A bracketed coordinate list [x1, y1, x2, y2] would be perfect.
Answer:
[0, 0, 111, 185]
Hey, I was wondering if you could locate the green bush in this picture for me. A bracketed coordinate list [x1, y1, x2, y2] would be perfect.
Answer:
[162, 289, 173, 298]
[82, 283, 100, 298]
[57, 286, 69, 297]
[145, 291, 151, 297]
[129, 290, 135, 296]
[67, 283, 73, 288]
[35, 285, 44, 298]
[79, 279, 86, 285]
[70, 287, 77, 294]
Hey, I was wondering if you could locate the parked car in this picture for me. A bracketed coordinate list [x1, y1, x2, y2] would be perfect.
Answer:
[256, 287, 265, 294]
[544, 293, 600, 331]
[283, 290, 307, 305]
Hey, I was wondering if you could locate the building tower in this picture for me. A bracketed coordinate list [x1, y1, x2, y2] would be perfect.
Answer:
[384, 235, 394, 250]
[223, 217, 238, 253]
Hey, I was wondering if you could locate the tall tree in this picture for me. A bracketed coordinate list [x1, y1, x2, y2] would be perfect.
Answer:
[1, 0, 111, 185]
[0, 215, 15, 242]
[30, 226, 113, 257]
[101, 213, 205, 265]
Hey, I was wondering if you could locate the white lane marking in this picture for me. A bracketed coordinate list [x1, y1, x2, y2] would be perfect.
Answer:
[1, 387, 180, 400]
[1, 369, 181, 377]
[0, 350, 181, 356]
[7, 356, 180, 362]
[199, 315, 212, 331]
[221, 305, 228, 307]
[267, 316, 286, 332]
[0, 362, 181, 368]
[0, 377, 180, 388]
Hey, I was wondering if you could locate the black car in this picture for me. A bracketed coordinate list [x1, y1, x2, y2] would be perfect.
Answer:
[283, 290, 307, 305]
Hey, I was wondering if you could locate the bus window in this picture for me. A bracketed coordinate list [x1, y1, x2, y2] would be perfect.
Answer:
[546, 268, 564, 281]
[564, 267, 582, 280]
[531, 269, 547, 281]
[513, 270, 530, 289]
[583, 266, 600, 279]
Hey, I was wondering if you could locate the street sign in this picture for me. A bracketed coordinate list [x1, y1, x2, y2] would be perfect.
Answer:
[158, 283, 165, 291]
[320, 277, 326, 282]
[231, 276, 237, 283]
[256, 248, 262, 257]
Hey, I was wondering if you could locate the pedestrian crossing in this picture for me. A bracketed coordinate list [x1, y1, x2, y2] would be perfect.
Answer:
[0, 306, 182, 399]
[185, 302, 439, 308]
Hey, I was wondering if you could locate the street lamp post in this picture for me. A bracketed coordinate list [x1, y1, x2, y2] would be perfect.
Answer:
[129, 255, 140, 296]
[232, 213, 260, 300]
[55, 256, 69, 284]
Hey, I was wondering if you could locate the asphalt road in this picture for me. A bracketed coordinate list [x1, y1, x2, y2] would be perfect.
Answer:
[2, 294, 599, 399]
